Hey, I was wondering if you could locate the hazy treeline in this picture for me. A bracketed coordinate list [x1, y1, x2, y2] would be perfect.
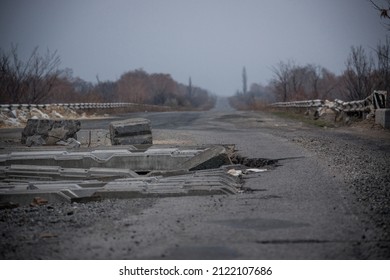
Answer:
[230, 38, 390, 110]
[0, 45, 215, 110]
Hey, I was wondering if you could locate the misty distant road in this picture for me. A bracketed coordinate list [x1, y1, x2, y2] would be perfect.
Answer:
[1, 97, 389, 259]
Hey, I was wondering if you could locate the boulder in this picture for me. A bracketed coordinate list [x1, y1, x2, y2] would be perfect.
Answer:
[109, 118, 152, 145]
[21, 119, 81, 146]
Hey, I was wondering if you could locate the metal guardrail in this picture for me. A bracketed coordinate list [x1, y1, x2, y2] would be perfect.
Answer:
[272, 99, 324, 108]
[0, 102, 168, 111]
[270, 91, 387, 113]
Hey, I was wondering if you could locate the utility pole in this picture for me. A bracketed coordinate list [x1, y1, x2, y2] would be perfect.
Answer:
[242, 67, 247, 95]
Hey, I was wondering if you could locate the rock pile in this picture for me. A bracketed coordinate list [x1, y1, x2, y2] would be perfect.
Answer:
[21, 119, 81, 146]
[0, 107, 82, 128]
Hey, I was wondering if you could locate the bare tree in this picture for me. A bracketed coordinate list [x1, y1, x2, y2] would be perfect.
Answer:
[150, 73, 178, 106]
[342, 46, 375, 100]
[304, 64, 322, 99]
[375, 37, 390, 89]
[369, 0, 390, 29]
[271, 61, 293, 102]
[0, 45, 61, 103]
[290, 65, 307, 98]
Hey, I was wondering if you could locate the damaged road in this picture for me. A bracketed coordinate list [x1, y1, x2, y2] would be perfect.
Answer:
[0, 97, 389, 259]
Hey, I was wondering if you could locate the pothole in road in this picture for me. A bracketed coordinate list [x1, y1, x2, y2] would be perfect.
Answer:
[0, 144, 278, 207]
[230, 153, 277, 168]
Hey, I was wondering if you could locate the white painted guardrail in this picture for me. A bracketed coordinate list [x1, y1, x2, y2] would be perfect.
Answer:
[271, 90, 387, 113]
[0, 102, 168, 111]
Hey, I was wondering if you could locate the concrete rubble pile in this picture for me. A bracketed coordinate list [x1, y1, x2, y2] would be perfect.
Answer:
[0, 116, 273, 208]
[21, 119, 81, 147]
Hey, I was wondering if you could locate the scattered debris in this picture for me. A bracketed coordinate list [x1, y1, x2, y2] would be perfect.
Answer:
[56, 138, 81, 148]
[0, 201, 19, 210]
[227, 168, 267, 177]
[30, 197, 49, 207]
[227, 169, 243, 177]
[244, 168, 268, 174]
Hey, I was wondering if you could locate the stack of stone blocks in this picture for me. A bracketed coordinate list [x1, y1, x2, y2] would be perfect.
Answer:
[109, 118, 153, 145]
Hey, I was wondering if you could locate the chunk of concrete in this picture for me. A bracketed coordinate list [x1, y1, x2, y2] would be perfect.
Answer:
[26, 135, 46, 147]
[375, 109, 390, 129]
[179, 145, 232, 171]
[56, 138, 81, 148]
[21, 119, 81, 145]
[109, 118, 152, 145]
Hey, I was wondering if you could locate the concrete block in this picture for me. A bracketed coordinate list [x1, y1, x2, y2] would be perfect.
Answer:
[111, 134, 153, 145]
[109, 118, 152, 145]
[375, 109, 390, 129]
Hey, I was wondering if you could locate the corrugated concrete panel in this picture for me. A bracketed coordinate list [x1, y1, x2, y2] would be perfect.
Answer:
[0, 147, 202, 171]
[0, 145, 245, 205]
[0, 168, 242, 205]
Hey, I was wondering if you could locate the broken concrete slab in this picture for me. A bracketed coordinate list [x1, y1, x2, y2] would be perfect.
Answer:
[0, 145, 237, 174]
[179, 145, 232, 171]
[109, 118, 152, 145]
[26, 135, 46, 147]
[21, 119, 81, 146]
[55, 138, 81, 148]
[0, 145, 247, 205]
[0, 147, 204, 172]
[0, 165, 139, 181]
[0, 168, 241, 205]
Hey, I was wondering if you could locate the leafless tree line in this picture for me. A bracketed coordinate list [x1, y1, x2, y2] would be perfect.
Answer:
[271, 39, 390, 103]
[270, 61, 339, 102]
[229, 2, 390, 109]
[230, 39, 390, 110]
[0, 45, 62, 104]
[0, 46, 215, 110]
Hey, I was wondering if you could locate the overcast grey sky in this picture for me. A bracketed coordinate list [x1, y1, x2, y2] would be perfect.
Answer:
[0, 0, 388, 96]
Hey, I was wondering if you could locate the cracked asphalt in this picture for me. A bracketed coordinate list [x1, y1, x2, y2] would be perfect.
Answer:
[1, 97, 389, 259]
